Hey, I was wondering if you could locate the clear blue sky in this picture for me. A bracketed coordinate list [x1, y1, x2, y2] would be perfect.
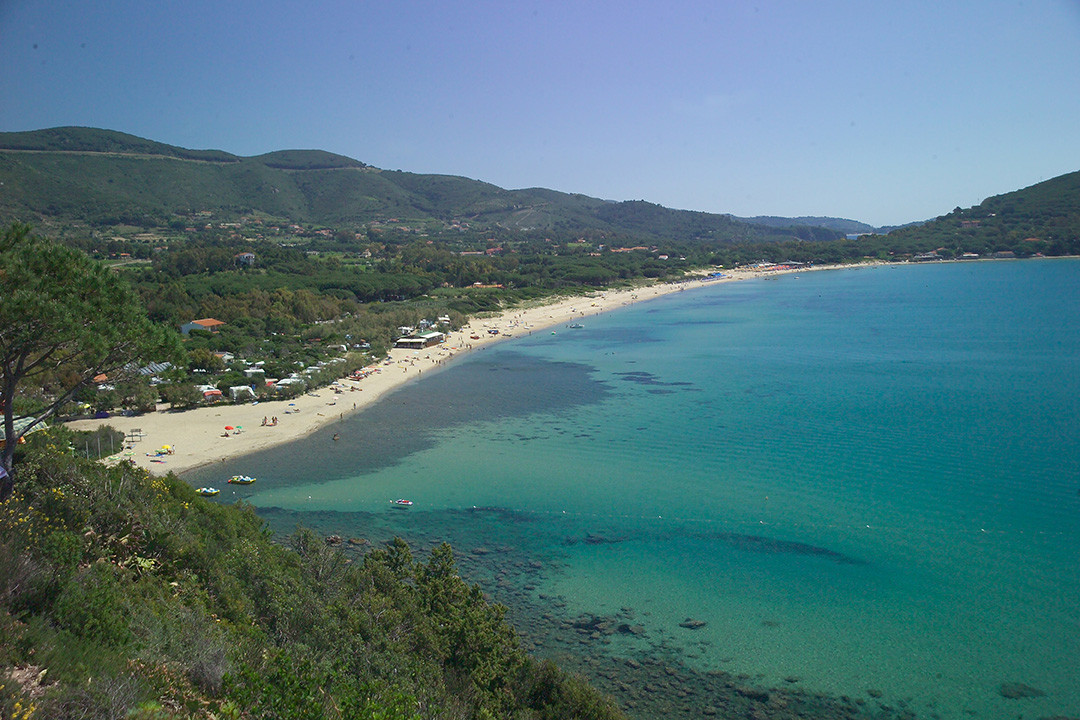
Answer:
[2, 1, 1079, 227]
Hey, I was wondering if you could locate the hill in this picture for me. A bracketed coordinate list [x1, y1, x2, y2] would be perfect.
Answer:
[882, 170, 1080, 257]
[737, 215, 880, 235]
[0, 127, 839, 243]
[0, 126, 238, 162]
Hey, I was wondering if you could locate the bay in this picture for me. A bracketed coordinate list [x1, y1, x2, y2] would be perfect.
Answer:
[190, 259, 1080, 719]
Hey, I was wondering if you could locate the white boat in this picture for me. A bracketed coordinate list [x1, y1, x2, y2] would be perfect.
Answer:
[391, 498, 414, 508]
[196, 487, 220, 496]
[228, 475, 256, 485]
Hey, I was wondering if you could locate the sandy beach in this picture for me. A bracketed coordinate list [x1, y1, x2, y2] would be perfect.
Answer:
[66, 264, 858, 477]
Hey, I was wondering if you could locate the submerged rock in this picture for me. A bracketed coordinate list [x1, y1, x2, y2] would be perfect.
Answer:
[679, 618, 707, 629]
[999, 681, 1046, 699]
[735, 686, 770, 702]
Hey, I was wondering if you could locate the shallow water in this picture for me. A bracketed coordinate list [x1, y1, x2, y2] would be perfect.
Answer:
[191, 259, 1080, 719]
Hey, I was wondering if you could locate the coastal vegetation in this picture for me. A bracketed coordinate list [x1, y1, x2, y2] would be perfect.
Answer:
[0, 223, 178, 500]
[0, 436, 627, 719]
[3, 129, 1077, 489]
[0, 216, 624, 718]
[2, 126, 1079, 719]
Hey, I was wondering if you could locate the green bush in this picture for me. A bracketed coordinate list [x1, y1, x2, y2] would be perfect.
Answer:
[53, 563, 131, 647]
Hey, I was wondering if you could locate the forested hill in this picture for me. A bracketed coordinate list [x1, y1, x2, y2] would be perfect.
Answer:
[0, 126, 838, 243]
[882, 170, 1080, 257]
[737, 215, 880, 235]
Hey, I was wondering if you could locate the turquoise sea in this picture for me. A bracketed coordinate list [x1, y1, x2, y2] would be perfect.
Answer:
[190, 259, 1080, 719]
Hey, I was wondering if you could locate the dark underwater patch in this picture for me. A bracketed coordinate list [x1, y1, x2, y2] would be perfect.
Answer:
[188, 351, 610, 489]
[615, 370, 694, 391]
[703, 531, 866, 565]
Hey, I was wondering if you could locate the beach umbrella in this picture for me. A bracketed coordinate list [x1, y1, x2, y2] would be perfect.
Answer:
[224, 426, 234, 430]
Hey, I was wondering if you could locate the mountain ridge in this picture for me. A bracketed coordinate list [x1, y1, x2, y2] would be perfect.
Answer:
[3, 127, 1078, 253]
[0, 127, 844, 242]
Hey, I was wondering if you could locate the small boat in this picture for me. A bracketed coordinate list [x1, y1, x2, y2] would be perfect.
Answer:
[568, 323, 584, 329]
[228, 475, 256, 485]
[196, 487, 220, 496]
[391, 498, 414, 508]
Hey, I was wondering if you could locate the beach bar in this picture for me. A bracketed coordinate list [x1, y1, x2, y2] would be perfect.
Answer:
[394, 331, 445, 350]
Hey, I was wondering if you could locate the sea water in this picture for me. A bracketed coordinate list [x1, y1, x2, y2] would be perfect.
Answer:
[190, 259, 1080, 719]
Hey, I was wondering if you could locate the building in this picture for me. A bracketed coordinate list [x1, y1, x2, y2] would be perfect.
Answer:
[394, 331, 445, 349]
[180, 318, 226, 335]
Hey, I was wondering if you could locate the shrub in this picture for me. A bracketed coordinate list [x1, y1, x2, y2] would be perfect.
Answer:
[53, 564, 131, 647]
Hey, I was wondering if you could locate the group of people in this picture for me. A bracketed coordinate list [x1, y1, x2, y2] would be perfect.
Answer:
[261, 416, 278, 426]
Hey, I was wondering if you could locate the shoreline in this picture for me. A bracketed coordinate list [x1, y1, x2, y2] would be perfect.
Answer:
[65, 262, 876, 478]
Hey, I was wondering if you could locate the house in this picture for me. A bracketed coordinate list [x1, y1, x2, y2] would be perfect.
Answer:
[236, 252, 256, 266]
[180, 318, 226, 335]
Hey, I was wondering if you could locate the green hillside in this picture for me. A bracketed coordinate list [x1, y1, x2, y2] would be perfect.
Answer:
[0, 126, 237, 162]
[738, 215, 881, 235]
[0, 127, 835, 243]
[0, 436, 627, 719]
[883, 170, 1080, 257]
[3, 126, 1077, 255]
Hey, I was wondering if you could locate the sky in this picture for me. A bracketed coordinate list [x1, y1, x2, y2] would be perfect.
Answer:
[2, 1, 1079, 227]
